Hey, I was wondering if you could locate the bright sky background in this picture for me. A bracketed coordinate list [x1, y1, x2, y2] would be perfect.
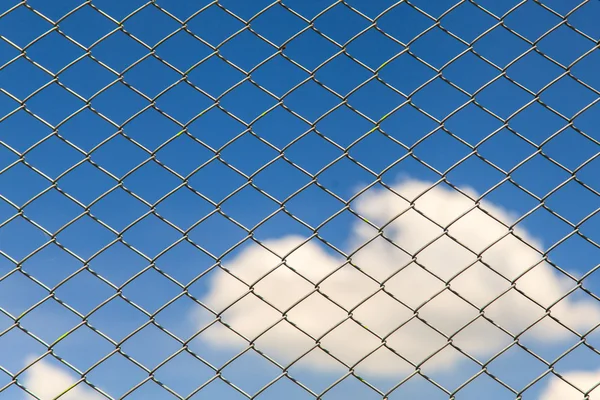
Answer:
[1, 0, 600, 399]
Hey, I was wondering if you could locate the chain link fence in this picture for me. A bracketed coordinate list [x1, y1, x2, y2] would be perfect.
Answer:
[1, 0, 600, 399]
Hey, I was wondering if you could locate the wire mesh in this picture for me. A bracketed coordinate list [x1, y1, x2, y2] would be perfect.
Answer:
[0, 0, 599, 399]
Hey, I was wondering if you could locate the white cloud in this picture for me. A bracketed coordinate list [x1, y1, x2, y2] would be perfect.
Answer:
[22, 357, 103, 400]
[540, 369, 600, 400]
[198, 179, 600, 376]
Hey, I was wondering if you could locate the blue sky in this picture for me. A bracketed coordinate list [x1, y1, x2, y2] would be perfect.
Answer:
[1, 0, 600, 399]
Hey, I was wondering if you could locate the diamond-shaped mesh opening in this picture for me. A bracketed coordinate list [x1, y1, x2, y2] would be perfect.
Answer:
[541, 75, 598, 118]
[27, 83, 86, 126]
[348, 28, 404, 70]
[486, 344, 550, 391]
[55, 269, 114, 314]
[349, 79, 405, 121]
[21, 242, 83, 287]
[124, 56, 181, 99]
[26, 135, 85, 178]
[412, 78, 470, 120]
[0, 5, 52, 47]
[220, 29, 275, 72]
[125, 4, 180, 46]
[86, 296, 148, 342]
[220, 133, 279, 175]
[315, 104, 372, 148]
[154, 349, 215, 397]
[121, 267, 181, 313]
[2, 1, 600, 399]
[155, 81, 213, 123]
[0, 216, 49, 260]
[92, 29, 149, 72]
[538, 24, 596, 67]
[1, 58, 49, 100]
[284, 80, 341, 122]
[92, 81, 149, 125]
[188, 5, 245, 46]
[89, 241, 149, 286]
[252, 3, 306, 46]
[18, 298, 81, 343]
[121, 323, 182, 369]
[28, 30, 85, 73]
[85, 352, 148, 398]
[52, 324, 114, 371]
[60, 4, 115, 47]
[284, 28, 339, 71]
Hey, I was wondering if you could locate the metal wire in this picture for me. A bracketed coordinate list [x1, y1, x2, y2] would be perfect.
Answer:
[1, 0, 599, 399]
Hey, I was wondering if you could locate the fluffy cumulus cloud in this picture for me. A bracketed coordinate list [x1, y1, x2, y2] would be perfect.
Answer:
[21, 358, 103, 400]
[540, 369, 600, 400]
[198, 179, 600, 377]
